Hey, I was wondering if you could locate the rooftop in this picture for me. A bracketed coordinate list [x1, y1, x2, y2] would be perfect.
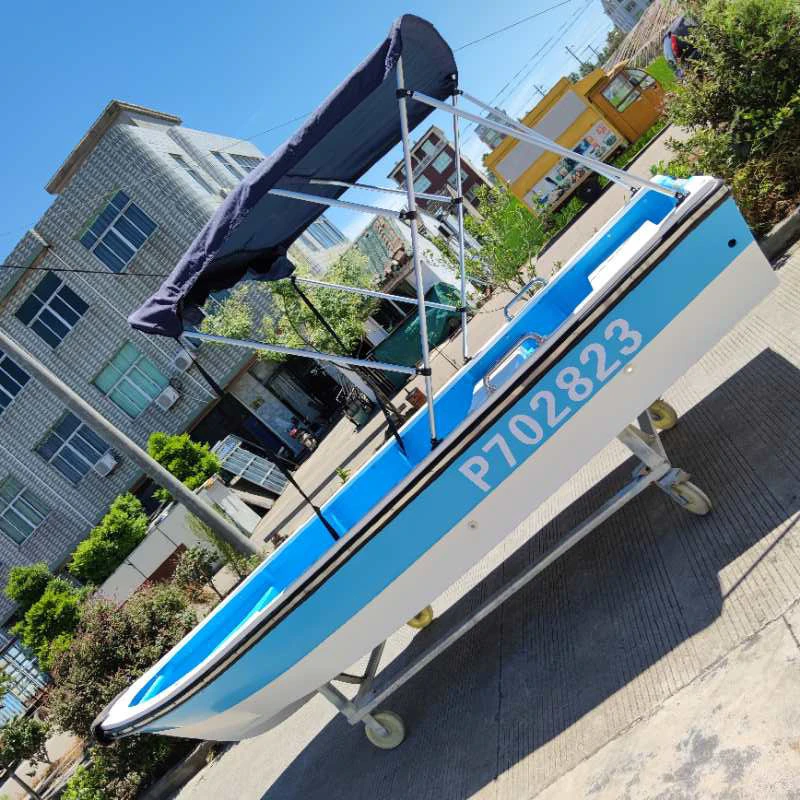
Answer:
[46, 100, 182, 195]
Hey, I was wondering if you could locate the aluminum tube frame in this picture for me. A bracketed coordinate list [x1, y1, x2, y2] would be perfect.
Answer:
[409, 90, 677, 198]
[268, 188, 404, 219]
[308, 178, 450, 204]
[451, 91, 470, 363]
[397, 57, 438, 445]
[317, 408, 698, 731]
[293, 276, 458, 311]
[181, 331, 416, 375]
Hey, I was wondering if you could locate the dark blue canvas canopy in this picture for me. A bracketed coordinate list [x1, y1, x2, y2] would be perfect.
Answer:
[129, 14, 457, 338]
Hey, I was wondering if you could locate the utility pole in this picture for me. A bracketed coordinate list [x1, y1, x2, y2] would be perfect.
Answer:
[586, 43, 602, 60]
[532, 84, 547, 99]
[565, 45, 589, 68]
[0, 330, 259, 556]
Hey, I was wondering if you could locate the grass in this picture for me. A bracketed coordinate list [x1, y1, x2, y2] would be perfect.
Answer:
[646, 55, 678, 91]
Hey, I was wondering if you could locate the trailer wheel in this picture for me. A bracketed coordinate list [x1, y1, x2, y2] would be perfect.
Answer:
[648, 399, 678, 431]
[407, 605, 434, 629]
[365, 711, 406, 749]
[670, 482, 713, 515]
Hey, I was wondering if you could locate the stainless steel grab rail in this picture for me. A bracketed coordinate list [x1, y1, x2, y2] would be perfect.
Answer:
[503, 276, 548, 321]
[483, 333, 546, 395]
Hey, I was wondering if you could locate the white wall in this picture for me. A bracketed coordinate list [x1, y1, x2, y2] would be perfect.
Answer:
[97, 478, 260, 606]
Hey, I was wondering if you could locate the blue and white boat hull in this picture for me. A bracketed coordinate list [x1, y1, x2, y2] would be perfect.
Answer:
[95, 178, 777, 742]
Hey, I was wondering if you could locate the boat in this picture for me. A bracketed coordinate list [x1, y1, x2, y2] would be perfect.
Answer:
[92, 14, 777, 745]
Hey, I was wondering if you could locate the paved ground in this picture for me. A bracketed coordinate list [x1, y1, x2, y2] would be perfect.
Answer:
[175, 135, 800, 799]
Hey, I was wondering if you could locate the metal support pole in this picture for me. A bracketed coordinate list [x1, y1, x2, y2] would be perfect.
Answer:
[268, 188, 405, 220]
[397, 57, 438, 446]
[307, 178, 450, 204]
[410, 90, 678, 198]
[0, 331, 259, 556]
[451, 91, 470, 363]
[292, 276, 457, 311]
[182, 331, 416, 376]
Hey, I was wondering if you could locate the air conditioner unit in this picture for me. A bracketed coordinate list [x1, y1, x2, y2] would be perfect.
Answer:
[155, 386, 181, 411]
[171, 349, 194, 372]
[93, 451, 118, 477]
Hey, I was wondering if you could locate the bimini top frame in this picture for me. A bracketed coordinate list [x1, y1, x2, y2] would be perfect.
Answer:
[131, 13, 680, 448]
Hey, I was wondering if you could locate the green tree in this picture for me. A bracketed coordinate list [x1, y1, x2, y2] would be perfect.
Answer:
[463, 184, 555, 291]
[657, 0, 800, 234]
[68, 494, 148, 585]
[49, 585, 198, 799]
[12, 579, 82, 671]
[4, 564, 54, 614]
[186, 514, 262, 581]
[147, 432, 221, 503]
[201, 249, 377, 360]
[173, 546, 222, 600]
[0, 716, 50, 770]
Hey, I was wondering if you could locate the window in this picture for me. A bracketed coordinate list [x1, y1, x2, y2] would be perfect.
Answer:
[306, 218, 345, 249]
[447, 169, 469, 189]
[80, 191, 156, 273]
[419, 139, 437, 158]
[0, 348, 30, 416]
[15, 272, 88, 348]
[602, 71, 654, 112]
[0, 477, 48, 545]
[171, 154, 215, 194]
[413, 175, 432, 193]
[211, 150, 242, 179]
[94, 342, 168, 418]
[299, 232, 320, 252]
[37, 412, 109, 484]
[230, 154, 262, 173]
[432, 151, 452, 173]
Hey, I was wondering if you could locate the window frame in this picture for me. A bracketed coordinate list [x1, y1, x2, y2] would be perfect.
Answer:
[229, 153, 262, 173]
[79, 191, 157, 273]
[0, 348, 31, 417]
[211, 150, 243, 179]
[0, 477, 48, 545]
[36, 412, 109, 484]
[432, 151, 452, 173]
[94, 343, 169, 419]
[15, 272, 88, 348]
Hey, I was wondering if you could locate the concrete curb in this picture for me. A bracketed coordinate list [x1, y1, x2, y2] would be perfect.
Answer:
[139, 742, 217, 800]
[759, 204, 800, 261]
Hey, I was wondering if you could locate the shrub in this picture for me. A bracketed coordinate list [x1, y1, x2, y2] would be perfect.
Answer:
[658, 0, 800, 234]
[12, 579, 82, 671]
[147, 432, 221, 503]
[49, 585, 198, 798]
[68, 494, 148, 585]
[186, 514, 262, 581]
[173, 546, 222, 600]
[4, 563, 54, 614]
[0, 716, 50, 769]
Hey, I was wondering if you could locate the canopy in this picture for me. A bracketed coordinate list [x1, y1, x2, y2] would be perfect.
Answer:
[129, 14, 457, 338]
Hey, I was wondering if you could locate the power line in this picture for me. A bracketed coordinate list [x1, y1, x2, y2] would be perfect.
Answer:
[454, 0, 577, 50]
[1, 262, 170, 278]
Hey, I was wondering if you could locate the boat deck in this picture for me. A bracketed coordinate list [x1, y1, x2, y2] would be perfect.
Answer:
[176, 245, 800, 799]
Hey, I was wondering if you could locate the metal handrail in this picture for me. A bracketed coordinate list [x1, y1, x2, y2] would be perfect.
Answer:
[503, 277, 548, 321]
[483, 333, 546, 395]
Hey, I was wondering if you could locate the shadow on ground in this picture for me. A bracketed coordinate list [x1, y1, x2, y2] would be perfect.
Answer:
[256, 347, 800, 800]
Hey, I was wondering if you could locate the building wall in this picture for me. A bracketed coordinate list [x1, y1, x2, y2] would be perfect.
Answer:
[602, 0, 653, 32]
[387, 126, 489, 219]
[0, 107, 270, 622]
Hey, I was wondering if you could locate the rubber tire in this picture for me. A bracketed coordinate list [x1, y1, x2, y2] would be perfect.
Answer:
[670, 482, 713, 515]
[648, 399, 679, 431]
[365, 711, 406, 750]
[407, 605, 434, 629]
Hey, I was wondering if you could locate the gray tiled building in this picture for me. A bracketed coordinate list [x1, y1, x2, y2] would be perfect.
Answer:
[0, 100, 317, 622]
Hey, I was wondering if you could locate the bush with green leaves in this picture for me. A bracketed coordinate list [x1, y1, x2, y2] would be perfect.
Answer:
[656, 0, 800, 234]
[147, 432, 221, 503]
[49, 584, 198, 798]
[12, 579, 82, 671]
[0, 715, 50, 770]
[4, 563, 54, 614]
[68, 494, 148, 585]
[173, 546, 222, 600]
[186, 514, 262, 580]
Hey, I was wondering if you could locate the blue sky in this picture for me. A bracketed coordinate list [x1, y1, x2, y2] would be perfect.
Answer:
[0, 0, 612, 256]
